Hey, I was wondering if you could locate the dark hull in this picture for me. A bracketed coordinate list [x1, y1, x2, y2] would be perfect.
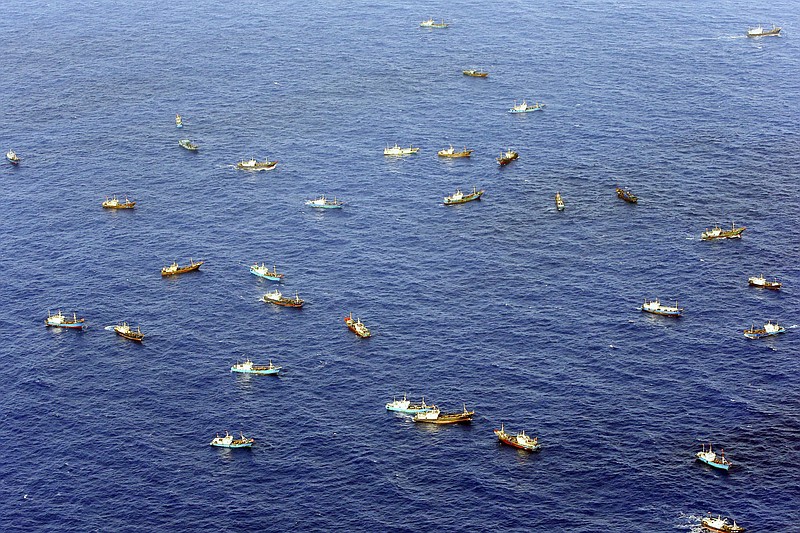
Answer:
[115, 330, 144, 342]
[265, 298, 304, 308]
[414, 416, 473, 424]
[497, 155, 518, 166]
[162, 262, 203, 276]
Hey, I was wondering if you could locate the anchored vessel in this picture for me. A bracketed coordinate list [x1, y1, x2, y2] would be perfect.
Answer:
[413, 405, 474, 424]
[385, 394, 434, 414]
[250, 263, 284, 281]
[44, 310, 86, 329]
[747, 25, 780, 37]
[509, 100, 544, 113]
[236, 158, 278, 171]
[616, 187, 638, 203]
[344, 313, 371, 338]
[443, 186, 484, 205]
[696, 443, 732, 471]
[6, 150, 20, 164]
[231, 359, 281, 375]
[747, 274, 781, 290]
[305, 196, 343, 209]
[263, 289, 304, 308]
[462, 69, 488, 77]
[175, 114, 183, 128]
[437, 145, 473, 158]
[210, 431, 255, 448]
[102, 196, 136, 209]
[494, 424, 541, 451]
[114, 322, 144, 342]
[496, 149, 519, 166]
[701, 222, 745, 241]
[178, 139, 198, 151]
[420, 18, 448, 28]
[701, 515, 745, 533]
[161, 259, 203, 276]
[384, 144, 419, 156]
[555, 192, 565, 211]
[743, 321, 785, 339]
[639, 299, 683, 317]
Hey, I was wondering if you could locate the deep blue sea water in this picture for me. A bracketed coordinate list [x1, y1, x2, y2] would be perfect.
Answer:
[2, 0, 799, 531]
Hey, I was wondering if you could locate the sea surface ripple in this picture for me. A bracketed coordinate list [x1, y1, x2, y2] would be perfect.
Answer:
[1, 0, 799, 531]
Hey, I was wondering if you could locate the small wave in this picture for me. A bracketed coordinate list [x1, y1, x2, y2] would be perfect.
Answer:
[789, 324, 799, 329]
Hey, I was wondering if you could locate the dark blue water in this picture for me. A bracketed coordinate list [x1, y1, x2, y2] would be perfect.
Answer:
[2, 0, 799, 531]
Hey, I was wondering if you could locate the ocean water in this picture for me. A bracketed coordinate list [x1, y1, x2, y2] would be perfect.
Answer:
[1, 0, 799, 531]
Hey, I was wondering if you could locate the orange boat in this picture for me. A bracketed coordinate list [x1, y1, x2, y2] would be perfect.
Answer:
[344, 313, 371, 338]
[161, 259, 203, 276]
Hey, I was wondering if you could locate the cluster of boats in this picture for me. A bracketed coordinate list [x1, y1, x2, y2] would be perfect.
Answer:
[386, 395, 538, 449]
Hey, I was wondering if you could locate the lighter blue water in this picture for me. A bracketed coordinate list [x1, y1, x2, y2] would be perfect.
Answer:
[2, 1, 799, 531]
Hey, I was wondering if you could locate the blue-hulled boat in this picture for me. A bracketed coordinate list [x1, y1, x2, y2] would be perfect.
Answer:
[250, 263, 284, 281]
[743, 321, 785, 339]
[210, 431, 254, 448]
[44, 310, 86, 329]
[508, 100, 544, 113]
[385, 394, 433, 414]
[305, 196, 343, 209]
[695, 443, 731, 471]
[231, 359, 281, 375]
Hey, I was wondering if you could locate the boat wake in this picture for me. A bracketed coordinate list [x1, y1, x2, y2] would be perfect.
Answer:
[789, 324, 799, 329]
[103, 325, 116, 331]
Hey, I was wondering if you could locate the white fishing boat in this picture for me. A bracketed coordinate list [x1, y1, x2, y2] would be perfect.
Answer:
[384, 144, 419, 156]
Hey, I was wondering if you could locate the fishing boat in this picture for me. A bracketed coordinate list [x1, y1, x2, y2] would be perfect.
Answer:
[555, 192, 565, 211]
[443, 186, 484, 205]
[701, 515, 746, 533]
[385, 394, 434, 414]
[743, 321, 785, 339]
[236, 158, 278, 171]
[437, 145, 473, 158]
[178, 139, 198, 151]
[210, 431, 255, 448]
[44, 310, 86, 329]
[175, 114, 183, 128]
[413, 404, 474, 425]
[616, 187, 638, 203]
[102, 196, 136, 209]
[747, 25, 781, 37]
[420, 18, 448, 28]
[384, 144, 419, 156]
[6, 150, 20, 164]
[639, 298, 683, 317]
[747, 274, 781, 290]
[231, 359, 281, 375]
[114, 322, 144, 342]
[263, 289, 304, 308]
[494, 423, 541, 451]
[701, 222, 745, 241]
[305, 196, 343, 209]
[161, 259, 203, 276]
[344, 313, 371, 338]
[508, 100, 544, 113]
[462, 69, 488, 77]
[250, 263, 284, 281]
[496, 149, 518, 166]
[696, 443, 732, 471]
